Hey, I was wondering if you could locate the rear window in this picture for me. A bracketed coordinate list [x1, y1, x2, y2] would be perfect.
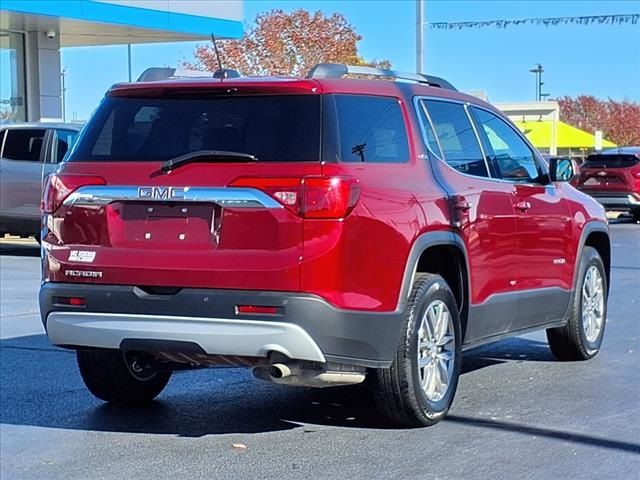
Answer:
[582, 154, 639, 168]
[68, 95, 321, 162]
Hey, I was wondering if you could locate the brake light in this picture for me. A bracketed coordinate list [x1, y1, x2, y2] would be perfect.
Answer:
[230, 176, 360, 219]
[42, 174, 106, 213]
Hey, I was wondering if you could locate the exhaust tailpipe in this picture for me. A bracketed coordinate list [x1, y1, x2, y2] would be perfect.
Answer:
[253, 362, 366, 388]
[269, 363, 300, 379]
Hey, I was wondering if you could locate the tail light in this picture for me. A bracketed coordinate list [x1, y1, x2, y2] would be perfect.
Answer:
[230, 176, 360, 219]
[42, 174, 106, 213]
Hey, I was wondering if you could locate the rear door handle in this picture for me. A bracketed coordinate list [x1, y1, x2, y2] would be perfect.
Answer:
[515, 200, 531, 212]
[452, 197, 472, 211]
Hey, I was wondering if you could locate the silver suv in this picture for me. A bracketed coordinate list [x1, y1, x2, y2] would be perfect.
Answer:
[0, 123, 81, 240]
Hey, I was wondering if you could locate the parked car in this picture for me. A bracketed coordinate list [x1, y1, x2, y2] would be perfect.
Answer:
[572, 147, 640, 222]
[39, 64, 610, 427]
[0, 123, 82, 240]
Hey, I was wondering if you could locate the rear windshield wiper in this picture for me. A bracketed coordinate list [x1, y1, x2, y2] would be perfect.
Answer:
[161, 150, 258, 172]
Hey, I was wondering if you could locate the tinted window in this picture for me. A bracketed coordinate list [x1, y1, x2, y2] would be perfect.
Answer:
[324, 95, 409, 163]
[472, 107, 541, 181]
[69, 95, 321, 162]
[582, 154, 639, 168]
[52, 129, 79, 163]
[423, 101, 488, 177]
[1, 128, 45, 161]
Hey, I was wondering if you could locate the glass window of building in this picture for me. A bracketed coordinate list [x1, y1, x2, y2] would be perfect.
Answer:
[0, 32, 27, 123]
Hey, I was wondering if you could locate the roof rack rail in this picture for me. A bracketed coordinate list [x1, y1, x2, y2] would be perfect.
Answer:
[306, 63, 457, 91]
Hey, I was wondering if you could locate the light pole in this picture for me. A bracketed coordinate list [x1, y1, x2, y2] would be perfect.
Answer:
[61, 67, 67, 122]
[127, 43, 132, 82]
[529, 63, 545, 101]
[416, 0, 424, 73]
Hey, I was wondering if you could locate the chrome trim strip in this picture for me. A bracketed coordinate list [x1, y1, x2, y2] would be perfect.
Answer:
[63, 186, 284, 209]
[47, 311, 326, 363]
[0, 129, 7, 157]
[413, 95, 555, 188]
[470, 103, 550, 175]
[413, 97, 445, 162]
[414, 95, 494, 179]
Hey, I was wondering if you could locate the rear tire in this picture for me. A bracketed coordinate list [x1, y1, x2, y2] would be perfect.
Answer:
[77, 349, 171, 404]
[632, 209, 640, 224]
[546, 246, 607, 361]
[371, 273, 461, 427]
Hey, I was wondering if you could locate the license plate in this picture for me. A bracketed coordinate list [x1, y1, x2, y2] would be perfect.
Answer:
[119, 204, 216, 244]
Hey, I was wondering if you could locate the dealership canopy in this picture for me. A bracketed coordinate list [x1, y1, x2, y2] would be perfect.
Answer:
[1, 0, 244, 123]
[0, 0, 243, 46]
[514, 120, 617, 150]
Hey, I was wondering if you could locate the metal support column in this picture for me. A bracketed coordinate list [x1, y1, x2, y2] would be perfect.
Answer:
[416, 0, 424, 73]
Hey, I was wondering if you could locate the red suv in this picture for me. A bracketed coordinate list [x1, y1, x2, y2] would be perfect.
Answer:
[573, 147, 640, 222]
[39, 64, 610, 427]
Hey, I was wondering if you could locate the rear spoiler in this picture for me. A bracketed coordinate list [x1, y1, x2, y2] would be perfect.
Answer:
[136, 67, 241, 82]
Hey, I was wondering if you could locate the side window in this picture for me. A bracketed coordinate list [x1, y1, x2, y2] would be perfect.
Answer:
[416, 100, 443, 158]
[1, 128, 45, 162]
[423, 100, 488, 177]
[52, 129, 79, 163]
[472, 107, 541, 181]
[325, 95, 410, 163]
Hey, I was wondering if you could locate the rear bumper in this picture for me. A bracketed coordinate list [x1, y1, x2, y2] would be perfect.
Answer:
[39, 283, 404, 368]
[583, 192, 640, 210]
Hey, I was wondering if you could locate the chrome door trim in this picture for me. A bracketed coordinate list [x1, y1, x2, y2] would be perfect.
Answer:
[63, 186, 284, 209]
[413, 96, 493, 180]
[0, 129, 7, 158]
[414, 97, 446, 162]
[413, 95, 555, 188]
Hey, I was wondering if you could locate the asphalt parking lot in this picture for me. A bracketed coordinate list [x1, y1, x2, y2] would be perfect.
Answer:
[1, 220, 639, 480]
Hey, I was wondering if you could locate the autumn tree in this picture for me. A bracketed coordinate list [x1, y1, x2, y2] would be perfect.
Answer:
[187, 9, 390, 77]
[557, 95, 640, 146]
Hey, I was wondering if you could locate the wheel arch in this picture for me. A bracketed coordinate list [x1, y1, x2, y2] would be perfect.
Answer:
[398, 232, 470, 338]
[579, 221, 611, 293]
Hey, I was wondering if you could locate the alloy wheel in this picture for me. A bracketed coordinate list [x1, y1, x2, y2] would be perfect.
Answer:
[417, 300, 455, 402]
[582, 265, 605, 343]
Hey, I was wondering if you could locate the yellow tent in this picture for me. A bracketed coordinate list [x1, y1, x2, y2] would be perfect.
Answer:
[514, 120, 616, 150]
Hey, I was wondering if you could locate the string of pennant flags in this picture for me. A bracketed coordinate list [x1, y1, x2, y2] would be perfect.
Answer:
[429, 13, 639, 30]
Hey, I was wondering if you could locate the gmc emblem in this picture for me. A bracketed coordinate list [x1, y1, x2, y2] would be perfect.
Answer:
[138, 186, 185, 200]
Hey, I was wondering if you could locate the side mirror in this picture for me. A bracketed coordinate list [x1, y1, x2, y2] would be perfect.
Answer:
[548, 157, 579, 182]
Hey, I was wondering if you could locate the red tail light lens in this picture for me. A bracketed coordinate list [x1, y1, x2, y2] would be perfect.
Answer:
[230, 176, 360, 219]
[236, 305, 279, 315]
[303, 176, 360, 219]
[53, 296, 86, 306]
[42, 174, 106, 213]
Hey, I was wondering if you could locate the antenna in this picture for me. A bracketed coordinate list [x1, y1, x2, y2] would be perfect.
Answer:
[211, 33, 223, 72]
[207, 34, 240, 79]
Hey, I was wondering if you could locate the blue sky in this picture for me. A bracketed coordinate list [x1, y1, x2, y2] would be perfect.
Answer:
[61, 0, 640, 120]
